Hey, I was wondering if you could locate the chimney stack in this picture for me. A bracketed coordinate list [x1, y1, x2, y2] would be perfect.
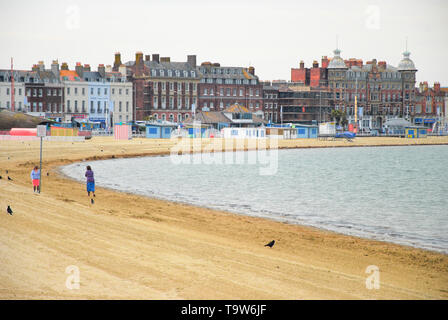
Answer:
[300, 60, 305, 69]
[119, 64, 127, 76]
[75, 62, 83, 78]
[312, 60, 319, 68]
[38, 61, 45, 71]
[248, 66, 255, 75]
[32, 64, 39, 72]
[135, 52, 144, 65]
[51, 60, 60, 78]
[61, 62, 69, 71]
[83, 64, 91, 72]
[98, 64, 106, 77]
[113, 52, 122, 71]
[152, 54, 160, 63]
[187, 55, 197, 68]
[160, 57, 171, 62]
[105, 65, 112, 73]
[434, 82, 440, 91]
[321, 56, 329, 68]
[145, 55, 151, 61]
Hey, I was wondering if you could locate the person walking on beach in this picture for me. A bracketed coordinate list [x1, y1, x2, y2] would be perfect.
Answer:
[85, 165, 95, 204]
[30, 166, 40, 193]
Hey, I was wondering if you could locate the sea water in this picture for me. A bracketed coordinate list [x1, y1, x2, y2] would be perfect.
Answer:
[61, 145, 448, 253]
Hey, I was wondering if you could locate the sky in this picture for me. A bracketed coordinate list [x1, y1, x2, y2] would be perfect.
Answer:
[0, 0, 447, 85]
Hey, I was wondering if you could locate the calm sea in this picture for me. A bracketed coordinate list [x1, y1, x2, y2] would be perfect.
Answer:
[61, 145, 448, 253]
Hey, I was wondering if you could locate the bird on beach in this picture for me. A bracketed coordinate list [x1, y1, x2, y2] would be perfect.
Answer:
[7, 176, 12, 181]
[5, 170, 8, 174]
[265, 240, 275, 248]
[47, 172, 49, 176]
[7, 206, 13, 215]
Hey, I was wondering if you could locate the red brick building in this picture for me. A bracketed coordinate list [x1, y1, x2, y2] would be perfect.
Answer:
[197, 62, 263, 118]
[414, 82, 446, 128]
[121, 52, 200, 122]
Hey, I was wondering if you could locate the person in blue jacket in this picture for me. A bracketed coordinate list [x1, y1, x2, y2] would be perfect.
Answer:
[85, 165, 95, 204]
[30, 166, 40, 193]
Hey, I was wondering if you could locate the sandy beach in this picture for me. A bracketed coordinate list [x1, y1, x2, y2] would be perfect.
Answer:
[1, 136, 447, 299]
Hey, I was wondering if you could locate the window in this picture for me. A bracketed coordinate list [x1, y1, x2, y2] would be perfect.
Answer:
[170, 82, 174, 91]
[82, 101, 85, 112]
[90, 101, 94, 113]
[226, 88, 230, 96]
[112, 88, 115, 95]
[154, 96, 158, 109]
[104, 88, 107, 95]
[126, 89, 129, 95]
[74, 100, 78, 112]
[119, 101, 122, 112]
[126, 101, 129, 112]
[97, 88, 100, 95]
[74, 88, 78, 95]
[233, 89, 236, 96]
[67, 88, 70, 95]
[169, 97, 174, 109]
[204, 88, 208, 95]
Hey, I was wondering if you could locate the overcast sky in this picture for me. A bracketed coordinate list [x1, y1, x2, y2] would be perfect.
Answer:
[1, 0, 447, 85]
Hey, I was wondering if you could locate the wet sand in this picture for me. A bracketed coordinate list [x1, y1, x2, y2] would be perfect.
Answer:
[0, 136, 447, 299]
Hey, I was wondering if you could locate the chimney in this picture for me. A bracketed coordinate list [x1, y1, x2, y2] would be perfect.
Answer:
[321, 56, 329, 68]
[145, 55, 151, 61]
[160, 57, 171, 62]
[135, 52, 144, 65]
[434, 82, 440, 91]
[152, 54, 160, 63]
[32, 64, 39, 72]
[38, 61, 45, 71]
[61, 62, 69, 71]
[312, 60, 319, 68]
[113, 52, 122, 71]
[300, 60, 305, 69]
[187, 55, 197, 68]
[98, 64, 106, 77]
[105, 65, 112, 73]
[248, 66, 255, 75]
[213, 62, 220, 67]
[83, 64, 91, 72]
[119, 64, 127, 76]
[51, 60, 59, 78]
[75, 62, 83, 78]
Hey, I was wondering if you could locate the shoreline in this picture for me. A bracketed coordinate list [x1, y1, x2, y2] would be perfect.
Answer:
[1, 136, 448, 299]
[59, 155, 447, 255]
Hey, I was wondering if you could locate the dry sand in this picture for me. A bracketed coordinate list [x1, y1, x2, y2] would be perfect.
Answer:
[0, 136, 447, 299]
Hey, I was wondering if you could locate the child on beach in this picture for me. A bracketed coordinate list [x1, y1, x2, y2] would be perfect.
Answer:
[30, 166, 40, 193]
[85, 165, 95, 204]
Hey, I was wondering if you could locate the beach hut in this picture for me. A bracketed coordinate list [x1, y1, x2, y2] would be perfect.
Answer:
[221, 127, 266, 139]
[145, 123, 177, 139]
[404, 126, 427, 138]
[295, 124, 318, 138]
[114, 123, 132, 140]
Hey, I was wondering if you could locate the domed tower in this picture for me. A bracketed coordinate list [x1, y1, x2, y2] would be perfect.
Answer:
[328, 48, 348, 110]
[398, 50, 417, 117]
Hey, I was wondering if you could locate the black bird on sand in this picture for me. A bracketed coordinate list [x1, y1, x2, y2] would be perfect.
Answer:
[5, 170, 8, 174]
[7, 206, 13, 215]
[7, 176, 12, 181]
[265, 240, 275, 248]
[47, 172, 49, 176]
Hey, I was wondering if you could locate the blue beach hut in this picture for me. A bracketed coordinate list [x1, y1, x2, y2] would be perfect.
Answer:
[145, 123, 177, 139]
